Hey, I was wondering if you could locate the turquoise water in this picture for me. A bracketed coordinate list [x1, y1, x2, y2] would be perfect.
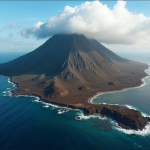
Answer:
[0, 52, 150, 150]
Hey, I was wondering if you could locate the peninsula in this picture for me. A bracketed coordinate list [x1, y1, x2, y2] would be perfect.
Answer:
[0, 34, 149, 130]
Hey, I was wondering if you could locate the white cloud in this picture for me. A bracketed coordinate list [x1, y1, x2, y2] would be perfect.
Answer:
[20, 1, 150, 45]
[21, 21, 44, 37]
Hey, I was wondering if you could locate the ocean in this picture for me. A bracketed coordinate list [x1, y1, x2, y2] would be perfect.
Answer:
[0, 52, 150, 150]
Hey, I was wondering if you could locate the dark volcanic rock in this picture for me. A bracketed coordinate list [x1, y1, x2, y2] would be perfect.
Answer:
[80, 104, 150, 130]
[78, 86, 90, 91]
[109, 82, 115, 85]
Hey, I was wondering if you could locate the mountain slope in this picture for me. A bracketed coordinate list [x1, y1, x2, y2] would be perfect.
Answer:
[0, 34, 149, 131]
[88, 39, 129, 64]
[0, 34, 122, 78]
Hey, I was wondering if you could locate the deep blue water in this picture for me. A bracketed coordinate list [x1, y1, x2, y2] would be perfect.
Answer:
[0, 52, 150, 150]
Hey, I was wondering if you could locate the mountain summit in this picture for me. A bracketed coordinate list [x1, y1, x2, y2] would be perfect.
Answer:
[0, 34, 148, 99]
[0, 34, 126, 76]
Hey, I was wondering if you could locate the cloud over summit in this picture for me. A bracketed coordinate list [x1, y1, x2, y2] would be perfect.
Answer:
[21, 1, 150, 45]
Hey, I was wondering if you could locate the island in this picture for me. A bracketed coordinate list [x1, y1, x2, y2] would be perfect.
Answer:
[0, 34, 149, 130]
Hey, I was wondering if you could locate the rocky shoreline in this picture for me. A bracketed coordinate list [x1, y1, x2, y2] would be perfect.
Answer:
[3, 59, 150, 132]
[81, 105, 150, 130]
[11, 94, 149, 131]
[6, 69, 149, 131]
[44, 100, 150, 131]
[9, 72, 150, 131]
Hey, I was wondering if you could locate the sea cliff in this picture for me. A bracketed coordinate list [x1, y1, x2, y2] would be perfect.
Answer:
[32, 98, 150, 131]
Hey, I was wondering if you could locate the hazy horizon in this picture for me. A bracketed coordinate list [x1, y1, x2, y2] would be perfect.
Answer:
[0, 48, 150, 65]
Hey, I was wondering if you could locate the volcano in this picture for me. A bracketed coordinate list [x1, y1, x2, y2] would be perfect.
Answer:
[0, 34, 148, 99]
[0, 34, 149, 130]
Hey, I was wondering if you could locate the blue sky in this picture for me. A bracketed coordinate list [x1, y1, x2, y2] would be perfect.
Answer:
[0, 1, 150, 53]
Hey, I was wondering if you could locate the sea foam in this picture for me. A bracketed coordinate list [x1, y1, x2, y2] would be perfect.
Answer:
[125, 105, 150, 118]
[43, 105, 49, 108]
[115, 123, 150, 136]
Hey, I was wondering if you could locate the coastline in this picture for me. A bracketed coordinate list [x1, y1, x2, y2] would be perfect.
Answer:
[1, 65, 150, 134]
[88, 65, 150, 104]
